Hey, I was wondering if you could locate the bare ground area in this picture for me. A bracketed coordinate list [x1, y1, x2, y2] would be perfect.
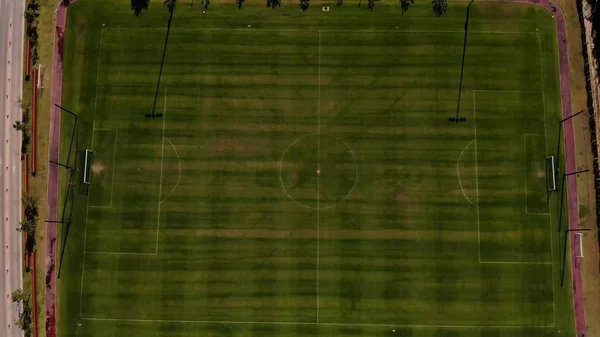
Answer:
[569, 0, 600, 335]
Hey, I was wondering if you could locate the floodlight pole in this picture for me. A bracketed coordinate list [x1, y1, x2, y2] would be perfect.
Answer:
[557, 169, 588, 232]
[454, 0, 475, 121]
[560, 228, 590, 287]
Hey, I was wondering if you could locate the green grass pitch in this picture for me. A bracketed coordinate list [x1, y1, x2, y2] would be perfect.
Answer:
[58, 0, 577, 336]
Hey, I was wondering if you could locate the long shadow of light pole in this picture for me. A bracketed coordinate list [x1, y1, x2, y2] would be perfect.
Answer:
[454, 0, 475, 122]
[150, 7, 175, 118]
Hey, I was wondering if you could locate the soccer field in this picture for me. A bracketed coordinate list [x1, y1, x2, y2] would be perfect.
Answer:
[58, 1, 577, 336]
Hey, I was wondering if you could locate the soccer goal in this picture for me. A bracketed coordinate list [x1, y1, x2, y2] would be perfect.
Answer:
[82, 149, 93, 185]
[546, 156, 557, 192]
[37, 64, 45, 89]
[576, 233, 584, 258]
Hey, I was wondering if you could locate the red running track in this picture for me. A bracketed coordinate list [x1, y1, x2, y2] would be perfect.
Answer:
[45, 2, 67, 337]
[44, 1, 585, 337]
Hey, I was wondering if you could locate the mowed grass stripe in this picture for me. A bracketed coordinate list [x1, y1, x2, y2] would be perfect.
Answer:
[59, 1, 573, 336]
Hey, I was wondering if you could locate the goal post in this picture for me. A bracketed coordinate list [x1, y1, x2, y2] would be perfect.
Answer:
[83, 149, 93, 185]
[546, 156, 557, 192]
[576, 233, 584, 258]
[37, 64, 45, 89]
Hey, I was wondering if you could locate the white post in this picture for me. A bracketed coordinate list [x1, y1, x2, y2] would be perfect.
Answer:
[577, 233, 584, 258]
[37, 64, 43, 89]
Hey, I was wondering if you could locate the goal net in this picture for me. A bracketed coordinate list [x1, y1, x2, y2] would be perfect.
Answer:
[82, 149, 93, 185]
[546, 156, 557, 192]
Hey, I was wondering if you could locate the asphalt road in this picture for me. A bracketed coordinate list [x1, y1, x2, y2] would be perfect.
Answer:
[0, 0, 25, 335]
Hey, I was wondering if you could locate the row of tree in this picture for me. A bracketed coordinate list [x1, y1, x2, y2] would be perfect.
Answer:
[24, 0, 41, 74]
[18, 195, 39, 254]
[13, 99, 32, 160]
[131, 0, 447, 15]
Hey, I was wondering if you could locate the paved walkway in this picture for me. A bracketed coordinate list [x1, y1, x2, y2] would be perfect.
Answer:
[0, 0, 25, 335]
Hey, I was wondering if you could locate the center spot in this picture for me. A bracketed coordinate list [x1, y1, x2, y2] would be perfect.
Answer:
[280, 134, 357, 209]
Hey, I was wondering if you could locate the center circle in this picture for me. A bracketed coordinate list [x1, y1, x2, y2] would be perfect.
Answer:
[279, 133, 357, 209]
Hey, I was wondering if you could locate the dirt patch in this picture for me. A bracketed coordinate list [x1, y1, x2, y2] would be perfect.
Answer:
[91, 161, 106, 175]
[395, 191, 415, 206]
[536, 169, 545, 178]
[215, 139, 246, 153]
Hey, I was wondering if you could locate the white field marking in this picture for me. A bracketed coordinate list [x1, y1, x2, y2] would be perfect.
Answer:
[473, 90, 556, 268]
[84, 251, 156, 256]
[472, 92, 481, 263]
[80, 28, 105, 317]
[523, 134, 550, 215]
[101, 27, 539, 35]
[536, 33, 550, 159]
[82, 91, 167, 257]
[316, 30, 321, 324]
[479, 260, 552, 265]
[526, 212, 551, 216]
[473, 90, 542, 94]
[537, 33, 556, 326]
[87, 129, 118, 208]
[81, 317, 555, 329]
[156, 87, 167, 254]
[278, 134, 358, 210]
[456, 139, 476, 207]
[159, 137, 181, 204]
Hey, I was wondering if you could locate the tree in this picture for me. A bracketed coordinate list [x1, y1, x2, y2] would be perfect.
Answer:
[24, 5, 40, 25]
[300, 0, 310, 11]
[23, 195, 38, 221]
[17, 219, 36, 234]
[164, 0, 176, 12]
[131, 0, 150, 16]
[432, 0, 447, 16]
[11, 289, 29, 303]
[31, 47, 39, 66]
[29, 27, 39, 44]
[400, 0, 413, 14]
[367, 0, 379, 10]
[266, 0, 280, 8]
[13, 121, 29, 133]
